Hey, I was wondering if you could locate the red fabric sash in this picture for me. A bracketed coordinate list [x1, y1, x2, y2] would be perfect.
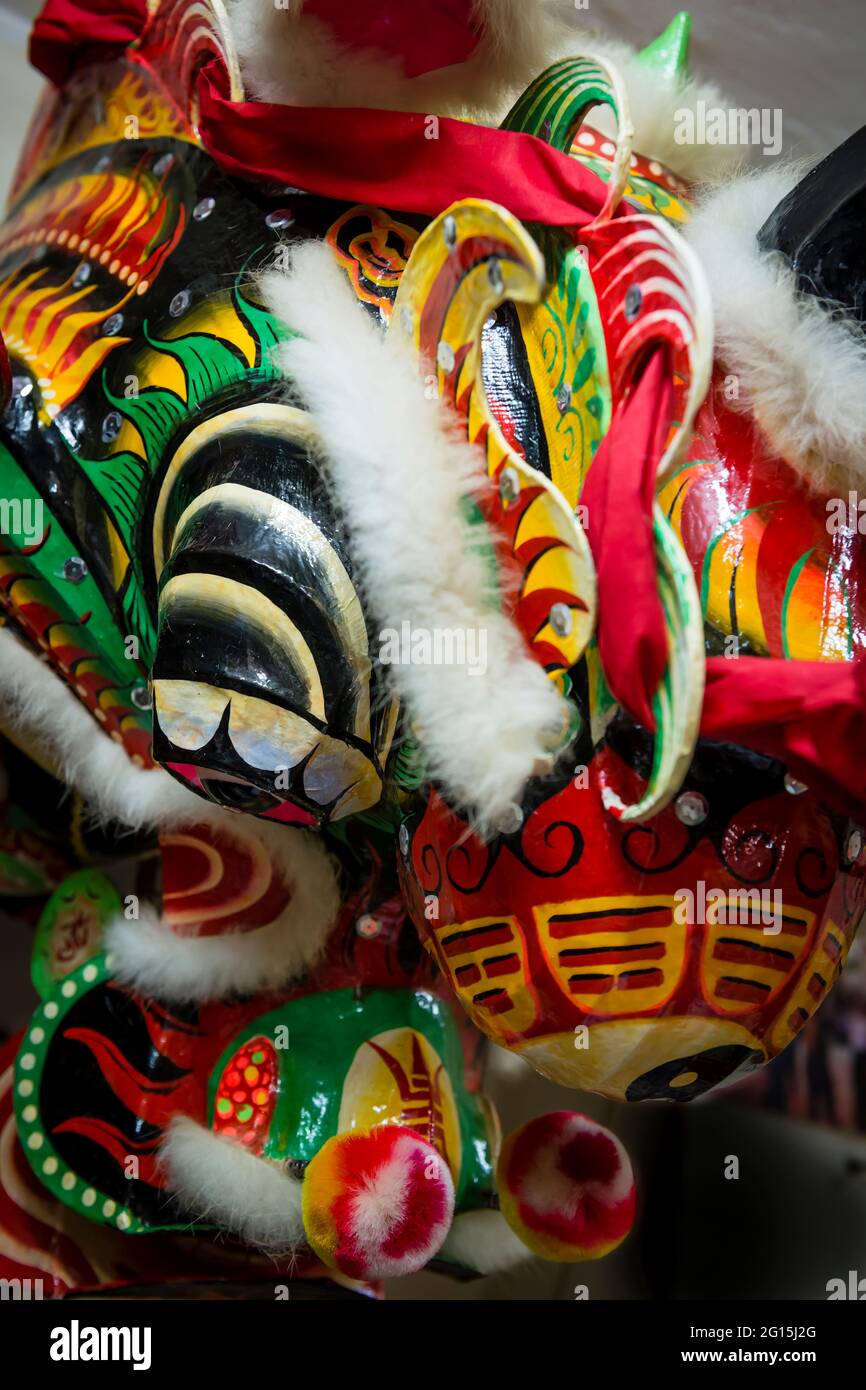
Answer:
[701, 657, 866, 821]
[29, 0, 146, 85]
[303, 0, 482, 79]
[196, 61, 618, 229]
[30, 0, 620, 231]
[582, 347, 672, 731]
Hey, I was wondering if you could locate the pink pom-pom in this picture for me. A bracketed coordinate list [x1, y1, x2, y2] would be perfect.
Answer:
[498, 1111, 636, 1260]
[303, 1124, 454, 1279]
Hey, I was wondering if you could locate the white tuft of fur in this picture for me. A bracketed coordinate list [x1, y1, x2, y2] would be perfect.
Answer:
[160, 1116, 304, 1252]
[686, 167, 866, 493]
[262, 242, 566, 833]
[440, 1207, 533, 1273]
[228, 2, 411, 108]
[0, 624, 343, 999]
[0, 623, 346, 874]
[104, 821, 340, 1001]
[0, 623, 208, 832]
[346, 1129, 454, 1277]
[227, 0, 581, 119]
[460, 0, 582, 117]
[579, 36, 751, 183]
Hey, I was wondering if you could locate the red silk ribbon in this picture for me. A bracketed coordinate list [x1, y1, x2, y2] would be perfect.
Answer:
[196, 61, 618, 229]
[701, 656, 866, 822]
[303, 0, 482, 79]
[29, 0, 147, 85]
[30, 0, 621, 231]
[582, 347, 673, 731]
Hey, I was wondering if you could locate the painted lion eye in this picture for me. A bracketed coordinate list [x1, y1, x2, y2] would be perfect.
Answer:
[625, 1045, 764, 1103]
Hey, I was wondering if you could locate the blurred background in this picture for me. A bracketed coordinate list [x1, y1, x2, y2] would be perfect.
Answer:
[0, 0, 864, 1300]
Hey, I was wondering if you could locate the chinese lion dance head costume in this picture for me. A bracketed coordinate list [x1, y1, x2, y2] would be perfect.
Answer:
[0, 0, 864, 1296]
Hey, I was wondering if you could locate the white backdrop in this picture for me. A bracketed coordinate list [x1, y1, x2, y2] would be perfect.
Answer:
[594, 0, 864, 158]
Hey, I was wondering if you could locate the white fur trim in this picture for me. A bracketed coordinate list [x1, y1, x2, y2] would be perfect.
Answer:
[104, 819, 340, 1001]
[227, 0, 579, 119]
[686, 167, 866, 492]
[159, 1116, 304, 1252]
[262, 242, 566, 833]
[0, 623, 207, 831]
[0, 623, 344, 868]
[0, 625, 341, 999]
[580, 36, 751, 183]
[440, 1207, 533, 1274]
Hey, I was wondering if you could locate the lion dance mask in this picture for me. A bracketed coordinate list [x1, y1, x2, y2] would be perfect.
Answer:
[0, 0, 864, 1296]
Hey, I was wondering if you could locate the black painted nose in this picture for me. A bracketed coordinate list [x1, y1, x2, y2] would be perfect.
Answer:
[151, 397, 397, 821]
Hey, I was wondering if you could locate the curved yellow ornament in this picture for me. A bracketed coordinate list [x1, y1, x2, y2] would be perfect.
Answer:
[389, 198, 597, 695]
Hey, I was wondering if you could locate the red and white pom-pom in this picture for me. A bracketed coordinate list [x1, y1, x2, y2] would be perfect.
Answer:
[497, 1111, 636, 1261]
[302, 1124, 455, 1280]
